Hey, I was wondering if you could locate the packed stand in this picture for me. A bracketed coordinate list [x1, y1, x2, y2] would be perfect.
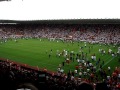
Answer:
[0, 24, 120, 44]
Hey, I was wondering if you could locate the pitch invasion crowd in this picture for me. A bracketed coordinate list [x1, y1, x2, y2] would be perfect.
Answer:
[0, 24, 120, 44]
[0, 24, 120, 90]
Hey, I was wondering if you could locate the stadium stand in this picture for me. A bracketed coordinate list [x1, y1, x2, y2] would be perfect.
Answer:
[0, 24, 120, 44]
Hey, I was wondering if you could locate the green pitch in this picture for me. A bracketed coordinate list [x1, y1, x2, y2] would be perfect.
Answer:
[0, 38, 120, 74]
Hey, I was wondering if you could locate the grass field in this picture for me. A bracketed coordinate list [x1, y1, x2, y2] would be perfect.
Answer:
[0, 38, 120, 74]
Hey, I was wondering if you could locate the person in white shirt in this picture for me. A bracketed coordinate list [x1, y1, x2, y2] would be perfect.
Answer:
[107, 76, 110, 80]
[103, 50, 106, 54]
[87, 68, 90, 73]
[89, 63, 92, 67]
[91, 55, 94, 61]
[108, 49, 112, 54]
[77, 59, 80, 63]
[57, 67, 61, 72]
[84, 62, 86, 67]
[108, 66, 111, 72]
[83, 71, 87, 77]
[60, 69, 64, 73]
[118, 74, 120, 79]
[99, 49, 101, 53]
[79, 72, 82, 78]
[82, 60, 85, 64]
[74, 69, 78, 74]
[93, 55, 96, 61]
[112, 52, 115, 57]
[71, 76, 74, 81]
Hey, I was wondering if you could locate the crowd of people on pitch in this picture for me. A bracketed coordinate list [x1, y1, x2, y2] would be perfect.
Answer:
[0, 58, 120, 90]
[0, 24, 120, 44]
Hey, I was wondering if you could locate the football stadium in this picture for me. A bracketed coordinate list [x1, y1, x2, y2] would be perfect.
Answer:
[0, 20, 120, 90]
[0, 0, 120, 90]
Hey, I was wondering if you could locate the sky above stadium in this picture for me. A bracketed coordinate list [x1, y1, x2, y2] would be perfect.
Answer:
[0, 0, 120, 20]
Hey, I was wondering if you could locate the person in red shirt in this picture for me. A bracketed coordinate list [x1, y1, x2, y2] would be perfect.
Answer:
[90, 73, 94, 82]
[75, 65, 79, 70]
[112, 72, 117, 77]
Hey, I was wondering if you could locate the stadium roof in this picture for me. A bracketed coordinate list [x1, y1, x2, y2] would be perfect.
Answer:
[0, 19, 120, 24]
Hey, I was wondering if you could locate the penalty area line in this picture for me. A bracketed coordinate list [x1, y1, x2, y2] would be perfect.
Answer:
[96, 57, 115, 72]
